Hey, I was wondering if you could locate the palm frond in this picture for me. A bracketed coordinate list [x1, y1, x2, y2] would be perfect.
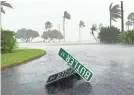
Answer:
[1, 7, 5, 14]
[111, 18, 117, 22]
[91, 24, 97, 31]
[128, 12, 134, 22]
[1, 1, 13, 8]
[111, 13, 121, 18]
[64, 11, 71, 19]
[110, 4, 121, 18]
[79, 20, 85, 27]
[111, 9, 121, 14]
[112, 4, 120, 10]
[126, 21, 133, 26]
[128, 12, 134, 19]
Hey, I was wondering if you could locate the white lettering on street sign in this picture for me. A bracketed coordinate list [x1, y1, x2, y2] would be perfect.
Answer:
[58, 48, 93, 82]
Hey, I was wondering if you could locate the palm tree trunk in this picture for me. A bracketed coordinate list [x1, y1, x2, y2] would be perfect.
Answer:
[110, 13, 112, 27]
[0, 2, 2, 30]
[63, 17, 65, 41]
[79, 26, 81, 42]
[92, 30, 97, 42]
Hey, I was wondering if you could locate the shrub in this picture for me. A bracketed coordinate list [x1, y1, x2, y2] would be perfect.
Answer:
[1, 30, 16, 53]
[119, 30, 134, 44]
[98, 26, 120, 43]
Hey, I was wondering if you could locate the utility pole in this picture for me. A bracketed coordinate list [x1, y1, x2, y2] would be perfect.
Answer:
[121, 1, 124, 32]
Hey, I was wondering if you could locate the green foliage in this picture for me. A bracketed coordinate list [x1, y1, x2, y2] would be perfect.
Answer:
[1, 49, 46, 67]
[1, 1, 13, 14]
[58, 32, 64, 40]
[41, 31, 49, 42]
[79, 20, 85, 28]
[98, 26, 120, 43]
[128, 12, 134, 22]
[126, 12, 134, 30]
[109, 3, 121, 27]
[64, 11, 71, 19]
[126, 21, 133, 27]
[45, 21, 52, 31]
[99, 23, 103, 31]
[119, 30, 134, 44]
[41, 29, 64, 42]
[91, 24, 97, 31]
[15, 28, 39, 42]
[1, 30, 16, 53]
[91, 24, 97, 42]
[109, 3, 121, 22]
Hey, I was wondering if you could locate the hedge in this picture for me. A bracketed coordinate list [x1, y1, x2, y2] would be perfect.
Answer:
[98, 26, 120, 43]
[119, 30, 134, 44]
[1, 30, 16, 53]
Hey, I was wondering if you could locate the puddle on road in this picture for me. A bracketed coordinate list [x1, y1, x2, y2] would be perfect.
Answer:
[45, 74, 92, 95]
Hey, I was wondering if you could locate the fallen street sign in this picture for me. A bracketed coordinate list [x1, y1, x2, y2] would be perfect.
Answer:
[46, 68, 77, 84]
[58, 48, 93, 82]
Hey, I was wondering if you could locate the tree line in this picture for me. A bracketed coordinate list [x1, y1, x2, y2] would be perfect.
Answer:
[15, 28, 64, 42]
[1, 1, 134, 44]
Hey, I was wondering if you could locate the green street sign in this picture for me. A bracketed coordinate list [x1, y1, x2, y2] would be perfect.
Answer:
[58, 48, 93, 82]
[46, 68, 77, 84]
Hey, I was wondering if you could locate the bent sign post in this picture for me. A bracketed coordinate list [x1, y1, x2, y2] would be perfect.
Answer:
[58, 48, 93, 82]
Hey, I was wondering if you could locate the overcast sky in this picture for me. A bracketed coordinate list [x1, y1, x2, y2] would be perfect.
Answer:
[1, 0, 134, 41]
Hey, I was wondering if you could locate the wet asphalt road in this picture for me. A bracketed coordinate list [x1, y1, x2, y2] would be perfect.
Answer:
[1, 43, 134, 95]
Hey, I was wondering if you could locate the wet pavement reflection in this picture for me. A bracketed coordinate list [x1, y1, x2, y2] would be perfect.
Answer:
[1, 44, 134, 95]
[45, 74, 92, 95]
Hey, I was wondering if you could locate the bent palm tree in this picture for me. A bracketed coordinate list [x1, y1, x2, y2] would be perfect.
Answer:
[1, 1, 13, 14]
[128, 12, 134, 29]
[91, 24, 97, 42]
[79, 20, 85, 41]
[63, 11, 71, 41]
[109, 3, 121, 27]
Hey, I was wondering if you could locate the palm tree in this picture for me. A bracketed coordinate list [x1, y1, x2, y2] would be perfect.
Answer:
[91, 24, 97, 42]
[128, 12, 134, 29]
[45, 21, 52, 31]
[63, 11, 71, 41]
[79, 20, 85, 41]
[1, 1, 13, 14]
[1, 1, 13, 30]
[109, 3, 121, 27]
[126, 21, 133, 30]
